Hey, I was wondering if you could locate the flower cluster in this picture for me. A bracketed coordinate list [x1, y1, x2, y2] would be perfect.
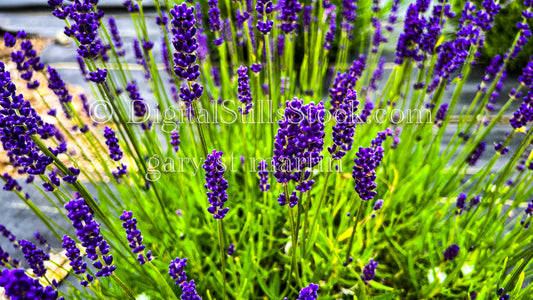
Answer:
[171, 3, 201, 81]
[0, 269, 59, 300]
[62, 235, 88, 279]
[19, 239, 50, 277]
[169, 257, 188, 285]
[256, 0, 274, 34]
[237, 66, 253, 114]
[108, 17, 125, 56]
[510, 58, 533, 129]
[126, 81, 148, 120]
[298, 283, 319, 300]
[64, 196, 115, 279]
[324, 11, 336, 50]
[62, 0, 108, 83]
[4, 31, 44, 89]
[329, 56, 366, 112]
[120, 211, 153, 265]
[328, 90, 359, 160]
[467, 141, 486, 166]
[352, 130, 392, 201]
[277, 190, 299, 207]
[273, 98, 325, 194]
[341, 0, 357, 35]
[443, 244, 460, 261]
[0, 62, 55, 176]
[361, 258, 379, 283]
[104, 126, 123, 161]
[208, 0, 223, 45]
[203, 150, 230, 219]
[279, 0, 303, 34]
[258, 160, 270, 192]
[171, 130, 180, 152]
[169, 257, 201, 299]
[434, 103, 449, 127]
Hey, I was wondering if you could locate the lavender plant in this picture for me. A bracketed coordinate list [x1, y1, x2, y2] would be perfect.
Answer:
[0, 0, 533, 299]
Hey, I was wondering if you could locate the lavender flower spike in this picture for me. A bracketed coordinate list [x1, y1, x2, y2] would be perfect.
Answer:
[352, 129, 392, 200]
[19, 239, 50, 277]
[104, 126, 123, 161]
[258, 160, 270, 192]
[279, 0, 303, 34]
[298, 283, 319, 300]
[65, 196, 115, 278]
[203, 150, 230, 219]
[120, 211, 153, 265]
[237, 66, 253, 114]
[361, 258, 378, 283]
[0, 269, 59, 300]
[328, 90, 359, 160]
[443, 244, 460, 261]
[169, 257, 188, 285]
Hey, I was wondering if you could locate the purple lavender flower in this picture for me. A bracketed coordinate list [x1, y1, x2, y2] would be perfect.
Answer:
[443, 244, 460, 261]
[328, 90, 359, 160]
[88, 68, 107, 84]
[329, 56, 366, 111]
[456, 193, 467, 212]
[342, 0, 358, 35]
[47, 66, 73, 118]
[8, 34, 44, 89]
[368, 59, 385, 92]
[277, 190, 299, 207]
[0, 246, 15, 267]
[386, 0, 400, 32]
[3, 32, 16, 47]
[47, 0, 70, 19]
[510, 58, 533, 129]
[171, 130, 180, 152]
[120, 211, 153, 265]
[126, 81, 148, 121]
[2, 173, 22, 192]
[0, 62, 55, 176]
[0, 224, 17, 243]
[169, 257, 188, 285]
[104, 127, 123, 161]
[273, 98, 325, 193]
[228, 243, 235, 256]
[324, 12, 336, 50]
[203, 150, 230, 219]
[237, 66, 253, 114]
[361, 259, 378, 283]
[298, 283, 319, 299]
[123, 0, 139, 12]
[467, 141, 486, 166]
[395, 1, 427, 64]
[352, 130, 392, 200]
[208, 0, 222, 33]
[495, 142, 509, 155]
[171, 3, 203, 116]
[258, 160, 270, 192]
[521, 200, 533, 228]
[0, 269, 59, 300]
[65, 196, 115, 278]
[19, 239, 49, 277]
[279, 0, 303, 34]
[62, 235, 87, 277]
[64, 0, 105, 60]
[373, 199, 384, 211]
[303, 6, 313, 32]
[251, 63, 262, 73]
[434, 103, 449, 127]
[108, 17, 125, 56]
[256, 0, 274, 34]
[181, 280, 202, 300]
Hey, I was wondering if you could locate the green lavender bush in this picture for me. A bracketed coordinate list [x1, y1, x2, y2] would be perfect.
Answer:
[0, 0, 533, 299]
